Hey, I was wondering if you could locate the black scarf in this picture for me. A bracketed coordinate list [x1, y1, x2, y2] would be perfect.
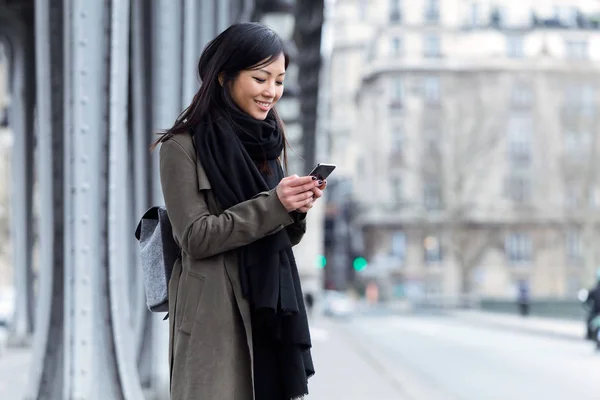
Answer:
[194, 108, 314, 400]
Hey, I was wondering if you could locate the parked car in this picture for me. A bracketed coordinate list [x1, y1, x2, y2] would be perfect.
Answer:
[322, 290, 355, 318]
[0, 287, 15, 327]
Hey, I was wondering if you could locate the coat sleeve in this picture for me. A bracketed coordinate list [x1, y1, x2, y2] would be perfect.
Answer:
[159, 139, 294, 260]
[286, 211, 307, 246]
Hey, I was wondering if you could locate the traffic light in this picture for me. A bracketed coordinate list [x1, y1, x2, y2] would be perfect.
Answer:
[316, 255, 327, 269]
[353, 257, 368, 272]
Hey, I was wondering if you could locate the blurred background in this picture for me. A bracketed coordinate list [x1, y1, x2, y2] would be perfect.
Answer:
[0, 0, 600, 399]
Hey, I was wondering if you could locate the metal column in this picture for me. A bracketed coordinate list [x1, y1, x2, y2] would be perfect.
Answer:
[149, 1, 184, 396]
[27, 0, 66, 397]
[63, 0, 144, 397]
[3, 14, 36, 346]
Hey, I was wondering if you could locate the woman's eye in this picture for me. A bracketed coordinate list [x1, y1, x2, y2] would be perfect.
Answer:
[276, 81, 284, 86]
[254, 78, 266, 83]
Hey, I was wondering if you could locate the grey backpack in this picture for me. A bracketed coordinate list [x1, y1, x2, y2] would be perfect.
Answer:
[134, 206, 181, 313]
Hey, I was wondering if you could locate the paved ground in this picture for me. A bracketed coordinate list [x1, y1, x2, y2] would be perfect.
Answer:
[0, 328, 30, 399]
[347, 312, 599, 400]
[0, 311, 597, 399]
[307, 316, 406, 399]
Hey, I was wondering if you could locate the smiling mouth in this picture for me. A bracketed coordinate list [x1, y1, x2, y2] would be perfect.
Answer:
[254, 100, 271, 110]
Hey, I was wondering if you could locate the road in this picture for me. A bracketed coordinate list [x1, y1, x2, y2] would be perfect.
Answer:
[336, 313, 599, 400]
[1, 314, 598, 400]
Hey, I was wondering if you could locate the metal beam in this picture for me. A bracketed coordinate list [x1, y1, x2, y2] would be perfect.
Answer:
[149, 1, 185, 396]
[27, 0, 66, 397]
[107, 1, 145, 398]
[1, 11, 36, 347]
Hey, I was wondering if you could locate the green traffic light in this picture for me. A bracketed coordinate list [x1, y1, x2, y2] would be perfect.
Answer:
[316, 255, 327, 269]
[353, 257, 368, 272]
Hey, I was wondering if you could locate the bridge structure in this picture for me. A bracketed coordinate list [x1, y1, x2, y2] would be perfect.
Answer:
[0, 0, 325, 398]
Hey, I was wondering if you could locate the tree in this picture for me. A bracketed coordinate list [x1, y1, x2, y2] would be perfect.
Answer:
[419, 72, 507, 297]
[561, 75, 600, 289]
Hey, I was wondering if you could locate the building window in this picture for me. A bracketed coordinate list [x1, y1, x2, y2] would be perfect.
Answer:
[507, 116, 532, 166]
[507, 175, 531, 204]
[391, 36, 403, 57]
[424, 0, 440, 23]
[507, 36, 524, 58]
[566, 40, 588, 60]
[391, 125, 404, 152]
[581, 86, 595, 115]
[390, 176, 403, 203]
[565, 84, 595, 116]
[566, 230, 583, 262]
[358, 0, 368, 21]
[424, 235, 442, 264]
[469, 2, 481, 27]
[391, 231, 406, 260]
[564, 130, 592, 159]
[565, 185, 579, 209]
[423, 180, 442, 210]
[424, 35, 441, 58]
[390, 77, 404, 107]
[424, 126, 440, 154]
[390, 0, 402, 22]
[506, 232, 533, 263]
[423, 76, 441, 105]
[510, 84, 532, 108]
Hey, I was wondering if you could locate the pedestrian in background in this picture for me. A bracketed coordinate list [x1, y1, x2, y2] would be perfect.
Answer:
[154, 22, 324, 400]
[517, 280, 530, 317]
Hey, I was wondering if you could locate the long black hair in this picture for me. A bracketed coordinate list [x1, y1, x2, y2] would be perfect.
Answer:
[151, 22, 291, 168]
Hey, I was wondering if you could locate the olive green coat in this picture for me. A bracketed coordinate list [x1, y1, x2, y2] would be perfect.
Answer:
[159, 133, 307, 400]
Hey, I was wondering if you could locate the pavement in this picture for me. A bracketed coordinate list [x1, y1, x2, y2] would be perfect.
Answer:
[0, 310, 595, 400]
[447, 309, 585, 341]
[307, 316, 407, 399]
[345, 312, 599, 400]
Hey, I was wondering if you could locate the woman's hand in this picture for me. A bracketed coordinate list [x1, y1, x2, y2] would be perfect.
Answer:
[296, 179, 327, 213]
[276, 175, 321, 212]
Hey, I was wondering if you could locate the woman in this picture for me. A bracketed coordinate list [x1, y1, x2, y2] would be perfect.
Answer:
[156, 22, 323, 400]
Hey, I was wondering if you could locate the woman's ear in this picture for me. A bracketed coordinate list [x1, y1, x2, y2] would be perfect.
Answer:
[218, 72, 225, 87]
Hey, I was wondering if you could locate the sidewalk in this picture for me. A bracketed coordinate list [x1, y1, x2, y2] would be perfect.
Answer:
[0, 318, 408, 400]
[449, 309, 585, 340]
[0, 346, 30, 399]
[307, 316, 406, 400]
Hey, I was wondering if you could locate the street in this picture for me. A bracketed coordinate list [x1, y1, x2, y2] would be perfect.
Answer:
[1, 313, 598, 399]
[324, 313, 598, 400]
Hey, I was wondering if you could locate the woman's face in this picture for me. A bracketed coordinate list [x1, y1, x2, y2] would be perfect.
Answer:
[229, 53, 286, 120]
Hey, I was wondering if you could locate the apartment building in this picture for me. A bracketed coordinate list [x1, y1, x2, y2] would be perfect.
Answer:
[328, 0, 600, 298]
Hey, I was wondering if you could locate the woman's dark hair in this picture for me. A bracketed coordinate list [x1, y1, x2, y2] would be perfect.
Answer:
[151, 22, 291, 170]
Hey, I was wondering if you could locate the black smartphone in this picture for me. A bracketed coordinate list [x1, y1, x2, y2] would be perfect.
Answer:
[308, 163, 336, 180]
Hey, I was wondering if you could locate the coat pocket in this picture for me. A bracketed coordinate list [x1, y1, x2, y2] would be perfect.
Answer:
[176, 271, 206, 335]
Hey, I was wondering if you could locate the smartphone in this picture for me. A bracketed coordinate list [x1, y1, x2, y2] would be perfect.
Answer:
[308, 163, 336, 180]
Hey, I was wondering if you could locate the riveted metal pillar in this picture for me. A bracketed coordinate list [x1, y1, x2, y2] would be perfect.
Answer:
[63, 0, 144, 397]
[129, 0, 154, 387]
[181, 0, 200, 105]
[27, 0, 66, 397]
[2, 12, 36, 346]
[107, 1, 145, 399]
[149, 1, 184, 396]
[294, 0, 325, 174]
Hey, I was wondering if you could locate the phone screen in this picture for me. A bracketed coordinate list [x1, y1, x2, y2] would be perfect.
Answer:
[309, 163, 336, 180]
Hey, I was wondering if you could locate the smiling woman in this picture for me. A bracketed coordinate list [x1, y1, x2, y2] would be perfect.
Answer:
[153, 22, 323, 400]
[225, 57, 286, 120]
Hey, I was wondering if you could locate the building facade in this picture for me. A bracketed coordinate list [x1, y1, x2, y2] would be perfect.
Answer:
[328, 0, 600, 299]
